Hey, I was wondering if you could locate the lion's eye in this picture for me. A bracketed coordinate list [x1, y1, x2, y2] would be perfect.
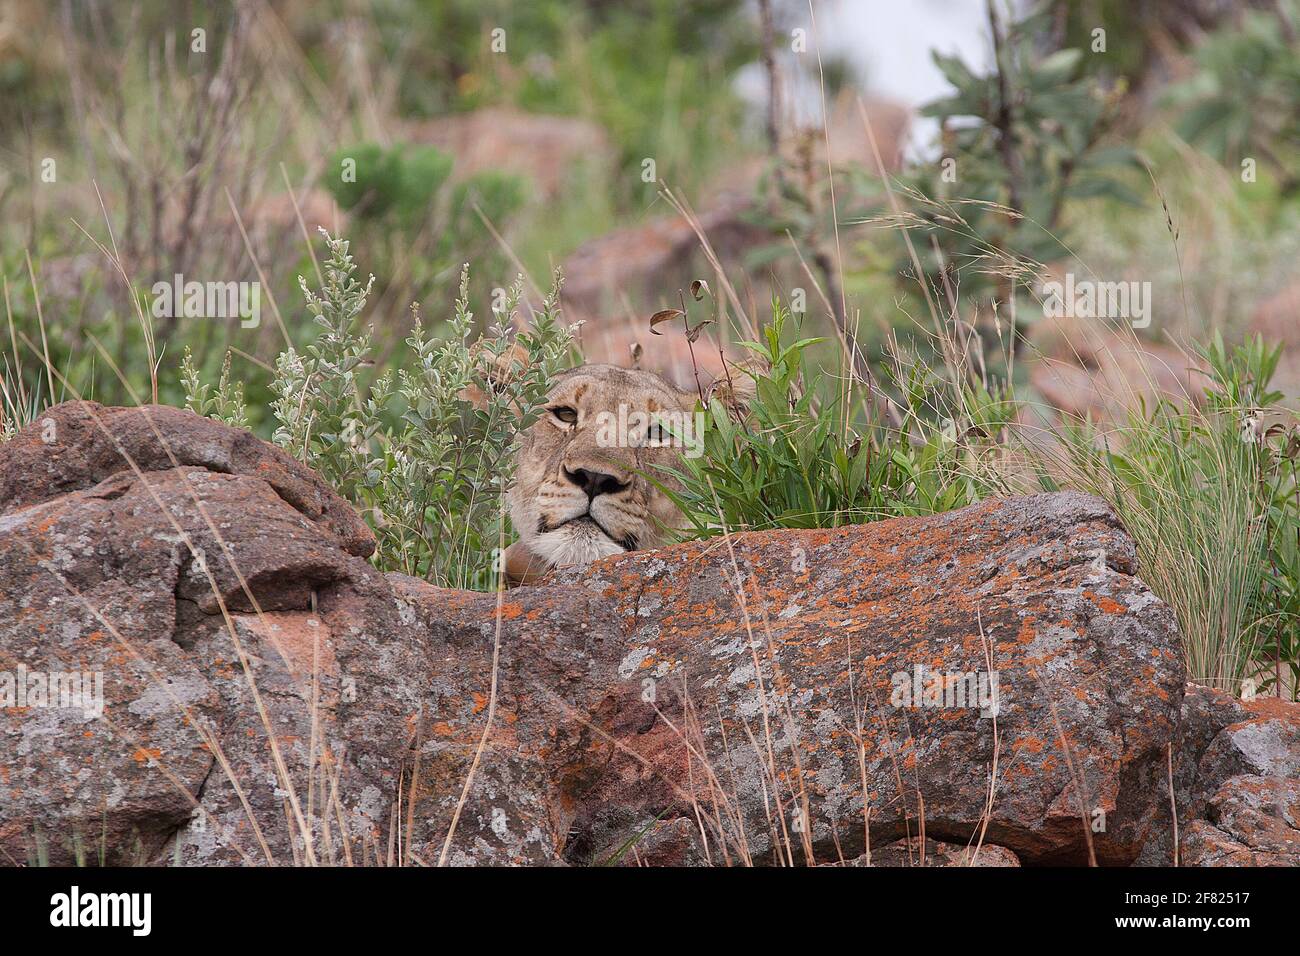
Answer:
[550, 406, 578, 424]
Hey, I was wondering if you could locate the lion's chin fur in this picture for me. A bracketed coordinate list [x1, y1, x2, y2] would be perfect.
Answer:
[528, 520, 627, 569]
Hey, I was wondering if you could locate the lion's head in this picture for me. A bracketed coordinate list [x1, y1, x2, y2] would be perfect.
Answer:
[505, 364, 701, 585]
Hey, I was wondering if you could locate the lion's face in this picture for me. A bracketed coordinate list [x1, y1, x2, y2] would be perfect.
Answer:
[508, 364, 699, 574]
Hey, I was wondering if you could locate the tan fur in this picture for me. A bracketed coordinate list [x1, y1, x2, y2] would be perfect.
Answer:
[505, 364, 698, 586]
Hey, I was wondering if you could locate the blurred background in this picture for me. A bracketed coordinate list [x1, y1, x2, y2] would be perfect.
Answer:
[0, 0, 1297, 426]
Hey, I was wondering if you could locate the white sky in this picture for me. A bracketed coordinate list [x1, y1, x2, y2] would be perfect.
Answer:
[818, 0, 996, 107]
[735, 0, 1005, 159]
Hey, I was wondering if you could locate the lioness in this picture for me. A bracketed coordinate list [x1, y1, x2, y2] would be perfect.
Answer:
[503, 364, 701, 586]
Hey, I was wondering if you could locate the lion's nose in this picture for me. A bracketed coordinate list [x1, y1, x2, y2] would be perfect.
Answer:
[563, 467, 629, 500]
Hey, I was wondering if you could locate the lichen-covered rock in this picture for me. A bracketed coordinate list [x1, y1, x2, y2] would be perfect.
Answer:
[549, 492, 1184, 866]
[597, 817, 712, 867]
[0, 406, 1187, 866]
[1181, 776, 1300, 866]
[0, 406, 391, 864]
[1138, 685, 1300, 866]
[0, 477, 221, 864]
[0, 401, 373, 557]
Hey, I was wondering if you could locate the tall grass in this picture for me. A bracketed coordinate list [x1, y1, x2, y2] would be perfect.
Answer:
[1033, 341, 1270, 689]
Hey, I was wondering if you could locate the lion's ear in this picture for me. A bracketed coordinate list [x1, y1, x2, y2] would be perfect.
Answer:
[706, 356, 763, 411]
[675, 386, 702, 412]
[460, 341, 531, 411]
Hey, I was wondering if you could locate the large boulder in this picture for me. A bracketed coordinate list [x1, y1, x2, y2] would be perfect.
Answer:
[545, 491, 1185, 865]
[0, 402, 378, 864]
[0, 403, 1187, 865]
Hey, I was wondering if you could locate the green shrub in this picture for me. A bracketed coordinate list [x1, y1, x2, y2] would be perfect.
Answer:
[1165, 0, 1300, 192]
[327, 143, 456, 227]
[322, 142, 527, 321]
[449, 171, 529, 242]
[362, 274, 570, 589]
[325, 142, 528, 235]
[655, 301, 1012, 535]
[267, 231, 573, 590]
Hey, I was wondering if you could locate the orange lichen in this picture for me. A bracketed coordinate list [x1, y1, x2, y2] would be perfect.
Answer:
[1085, 591, 1126, 615]
[131, 747, 162, 764]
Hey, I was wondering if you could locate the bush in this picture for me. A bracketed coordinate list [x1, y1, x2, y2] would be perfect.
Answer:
[327, 143, 455, 226]
[1166, 1, 1300, 193]
[656, 300, 1013, 535]
[236, 231, 574, 590]
[867, 4, 1143, 377]
[323, 142, 528, 315]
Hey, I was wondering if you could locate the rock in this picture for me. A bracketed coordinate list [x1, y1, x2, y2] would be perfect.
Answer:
[1136, 684, 1300, 866]
[1249, 282, 1300, 347]
[551, 492, 1183, 866]
[1181, 776, 1300, 866]
[1027, 313, 1210, 424]
[822, 91, 912, 175]
[0, 401, 374, 558]
[0, 406, 1186, 865]
[1200, 696, 1300, 781]
[0, 407, 385, 865]
[1249, 281, 1300, 404]
[0, 476, 221, 864]
[404, 108, 613, 200]
[597, 817, 712, 867]
[834, 838, 1021, 867]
